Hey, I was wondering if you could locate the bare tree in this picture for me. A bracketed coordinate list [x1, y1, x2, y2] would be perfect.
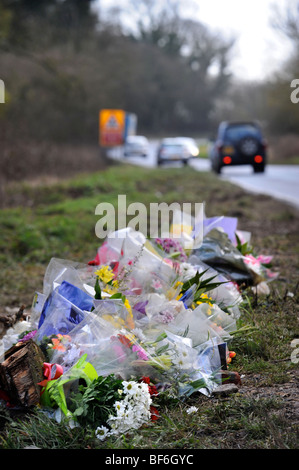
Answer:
[271, 0, 299, 44]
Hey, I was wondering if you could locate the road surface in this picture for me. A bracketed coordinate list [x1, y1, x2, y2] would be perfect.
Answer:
[107, 141, 299, 210]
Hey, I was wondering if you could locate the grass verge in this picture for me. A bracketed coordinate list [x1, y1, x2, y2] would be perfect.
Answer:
[0, 163, 298, 449]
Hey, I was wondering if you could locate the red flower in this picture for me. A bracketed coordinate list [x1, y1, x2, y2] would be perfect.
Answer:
[141, 376, 150, 385]
[111, 261, 119, 274]
[149, 385, 158, 397]
[150, 406, 159, 421]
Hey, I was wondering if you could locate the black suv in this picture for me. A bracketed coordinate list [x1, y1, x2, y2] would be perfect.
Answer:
[210, 121, 267, 174]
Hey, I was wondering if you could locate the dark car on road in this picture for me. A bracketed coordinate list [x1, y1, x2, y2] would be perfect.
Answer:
[209, 121, 267, 174]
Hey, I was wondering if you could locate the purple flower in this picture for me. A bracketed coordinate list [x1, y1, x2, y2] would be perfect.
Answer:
[19, 330, 37, 342]
[155, 310, 174, 324]
[134, 301, 148, 315]
[155, 237, 187, 261]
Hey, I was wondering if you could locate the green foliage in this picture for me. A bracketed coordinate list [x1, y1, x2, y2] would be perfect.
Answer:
[68, 374, 123, 428]
[235, 233, 253, 256]
[94, 277, 102, 300]
[180, 268, 227, 302]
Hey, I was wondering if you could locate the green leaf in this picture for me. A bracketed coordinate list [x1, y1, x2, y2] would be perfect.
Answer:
[74, 406, 84, 416]
[180, 270, 208, 293]
[235, 232, 253, 255]
[189, 378, 206, 389]
[155, 332, 168, 343]
[156, 344, 169, 355]
[110, 292, 123, 299]
[94, 277, 102, 300]
[182, 325, 189, 338]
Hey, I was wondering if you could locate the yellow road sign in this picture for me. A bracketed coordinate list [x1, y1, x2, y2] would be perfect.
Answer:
[99, 109, 126, 146]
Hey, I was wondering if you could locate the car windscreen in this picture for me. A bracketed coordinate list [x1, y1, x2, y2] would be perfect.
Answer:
[162, 145, 184, 152]
[224, 124, 261, 142]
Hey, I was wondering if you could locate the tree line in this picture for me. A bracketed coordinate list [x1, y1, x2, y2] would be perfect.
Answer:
[0, 0, 298, 153]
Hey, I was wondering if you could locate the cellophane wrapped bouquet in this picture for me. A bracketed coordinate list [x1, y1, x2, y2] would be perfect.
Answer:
[0, 211, 278, 440]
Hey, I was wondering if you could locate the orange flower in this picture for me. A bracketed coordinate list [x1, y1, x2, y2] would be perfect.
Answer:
[51, 334, 71, 351]
[117, 334, 132, 349]
[51, 338, 65, 351]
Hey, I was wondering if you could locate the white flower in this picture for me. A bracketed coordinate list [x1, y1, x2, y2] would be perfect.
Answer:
[95, 425, 110, 441]
[114, 400, 127, 415]
[107, 380, 152, 436]
[132, 327, 146, 342]
[179, 262, 197, 282]
[122, 380, 140, 396]
[173, 354, 192, 370]
[172, 345, 194, 370]
[186, 406, 198, 415]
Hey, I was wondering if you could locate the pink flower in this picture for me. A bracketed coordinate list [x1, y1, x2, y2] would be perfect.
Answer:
[112, 344, 127, 363]
[257, 255, 273, 265]
[152, 279, 163, 290]
[132, 344, 148, 361]
[266, 269, 279, 279]
[244, 254, 260, 265]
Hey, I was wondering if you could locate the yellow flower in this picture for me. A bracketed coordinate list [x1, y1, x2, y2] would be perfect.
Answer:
[102, 314, 125, 328]
[124, 331, 137, 344]
[95, 266, 114, 284]
[103, 279, 119, 295]
[175, 281, 183, 288]
[123, 298, 132, 315]
[167, 281, 183, 301]
[196, 293, 214, 307]
[123, 298, 135, 329]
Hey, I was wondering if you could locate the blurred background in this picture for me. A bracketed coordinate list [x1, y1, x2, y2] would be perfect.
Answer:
[1, 0, 299, 183]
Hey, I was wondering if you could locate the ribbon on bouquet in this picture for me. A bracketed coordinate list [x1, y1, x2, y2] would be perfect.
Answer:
[38, 362, 64, 389]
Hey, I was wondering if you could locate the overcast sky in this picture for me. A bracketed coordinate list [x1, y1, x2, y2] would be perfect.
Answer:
[96, 0, 294, 82]
[196, 0, 293, 81]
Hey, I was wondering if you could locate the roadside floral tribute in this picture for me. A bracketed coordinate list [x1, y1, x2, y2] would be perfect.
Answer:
[0, 211, 278, 441]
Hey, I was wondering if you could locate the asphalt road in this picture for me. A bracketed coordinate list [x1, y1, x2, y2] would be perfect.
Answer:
[108, 141, 299, 210]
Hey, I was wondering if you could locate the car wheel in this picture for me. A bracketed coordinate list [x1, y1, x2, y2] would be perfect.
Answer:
[253, 164, 265, 173]
[212, 160, 222, 174]
[182, 159, 188, 166]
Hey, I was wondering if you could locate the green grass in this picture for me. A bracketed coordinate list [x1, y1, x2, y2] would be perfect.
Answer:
[1, 386, 297, 449]
[195, 139, 210, 159]
[0, 163, 298, 449]
[270, 155, 299, 165]
[0, 164, 244, 307]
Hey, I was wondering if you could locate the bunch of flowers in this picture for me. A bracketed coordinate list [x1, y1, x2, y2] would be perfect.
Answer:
[110, 331, 149, 362]
[39, 334, 72, 361]
[0, 207, 282, 445]
[96, 379, 153, 440]
[94, 265, 119, 298]
[155, 237, 188, 262]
